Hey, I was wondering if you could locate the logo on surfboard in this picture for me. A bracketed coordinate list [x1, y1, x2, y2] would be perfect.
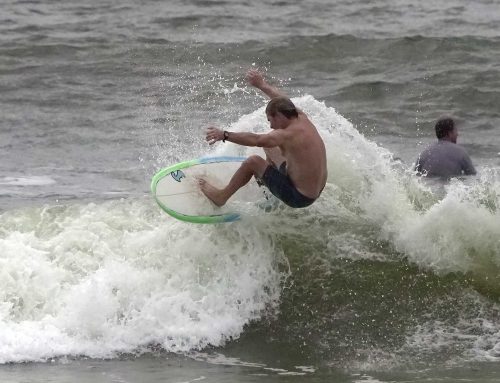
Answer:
[170, 170, 186, 182]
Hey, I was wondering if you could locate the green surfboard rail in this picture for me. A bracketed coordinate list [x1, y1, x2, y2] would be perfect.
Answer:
[151, 156, 246, 224]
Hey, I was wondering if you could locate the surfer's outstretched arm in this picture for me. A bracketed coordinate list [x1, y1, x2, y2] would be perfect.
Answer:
[246, 69, 287, 99]
[205, 126, 286, 148]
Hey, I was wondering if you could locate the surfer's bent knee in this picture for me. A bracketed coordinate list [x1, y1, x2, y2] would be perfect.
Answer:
[244, 155, 263, 167]
[243, 155, 267, 176]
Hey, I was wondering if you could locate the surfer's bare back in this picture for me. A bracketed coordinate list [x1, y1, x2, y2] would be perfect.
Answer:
[199, 69, 327, 208]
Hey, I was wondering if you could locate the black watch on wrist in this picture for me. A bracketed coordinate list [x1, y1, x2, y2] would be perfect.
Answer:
[223, 130, 229, 143]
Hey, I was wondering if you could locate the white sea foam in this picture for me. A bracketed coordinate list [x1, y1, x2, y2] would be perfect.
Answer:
[190, 352, 315, 376]
[0, 199, 288, 363]
[353, 375, 387, 383]
[403, 310, 500, 364]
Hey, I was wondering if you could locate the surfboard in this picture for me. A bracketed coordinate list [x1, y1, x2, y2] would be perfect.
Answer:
[151, 156, 269, 224]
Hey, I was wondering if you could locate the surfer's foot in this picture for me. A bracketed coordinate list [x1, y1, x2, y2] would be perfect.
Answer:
[198, 178, 228, 207]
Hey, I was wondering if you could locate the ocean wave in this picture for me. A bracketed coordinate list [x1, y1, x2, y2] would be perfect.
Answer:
[0, 200, 288, 363]
[0, 96, 499, 365]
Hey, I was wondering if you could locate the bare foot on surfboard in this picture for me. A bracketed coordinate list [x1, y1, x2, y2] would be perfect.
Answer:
[197, 178, 227, 207]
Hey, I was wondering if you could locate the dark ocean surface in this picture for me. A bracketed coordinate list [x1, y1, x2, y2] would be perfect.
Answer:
[1, 0, 499, 382]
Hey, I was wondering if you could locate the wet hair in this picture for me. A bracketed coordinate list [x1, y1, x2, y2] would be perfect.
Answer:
[435, 117, 455, 139]
[266, 97, 299, 119]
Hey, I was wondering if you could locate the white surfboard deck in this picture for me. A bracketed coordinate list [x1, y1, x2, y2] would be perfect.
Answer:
[151, 156, 276, 223]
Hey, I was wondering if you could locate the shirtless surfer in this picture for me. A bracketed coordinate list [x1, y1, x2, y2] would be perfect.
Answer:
[198, 69, 327, 208]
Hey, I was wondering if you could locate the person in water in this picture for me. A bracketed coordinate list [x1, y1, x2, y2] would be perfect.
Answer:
[198, 69, 327, 208]
[415, 117, 476, 178]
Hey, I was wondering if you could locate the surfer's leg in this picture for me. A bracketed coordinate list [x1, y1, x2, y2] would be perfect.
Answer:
[199, 155, 268, 206]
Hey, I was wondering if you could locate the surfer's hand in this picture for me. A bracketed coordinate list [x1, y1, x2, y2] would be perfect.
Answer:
[246, 69, 265, 88]
[206, 126, 223, 145]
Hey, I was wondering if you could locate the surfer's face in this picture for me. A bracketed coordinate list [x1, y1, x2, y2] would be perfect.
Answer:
[449, 127, 458, 143]
[267, 113, 277, 129]
[267, 112, 285, 130]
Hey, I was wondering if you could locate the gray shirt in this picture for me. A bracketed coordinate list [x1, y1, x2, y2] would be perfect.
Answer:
[415, 140, 476, 178]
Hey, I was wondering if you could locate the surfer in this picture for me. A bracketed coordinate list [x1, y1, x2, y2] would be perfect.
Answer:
[415, 117, 476, 178]
[198, 69, 327, 208]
